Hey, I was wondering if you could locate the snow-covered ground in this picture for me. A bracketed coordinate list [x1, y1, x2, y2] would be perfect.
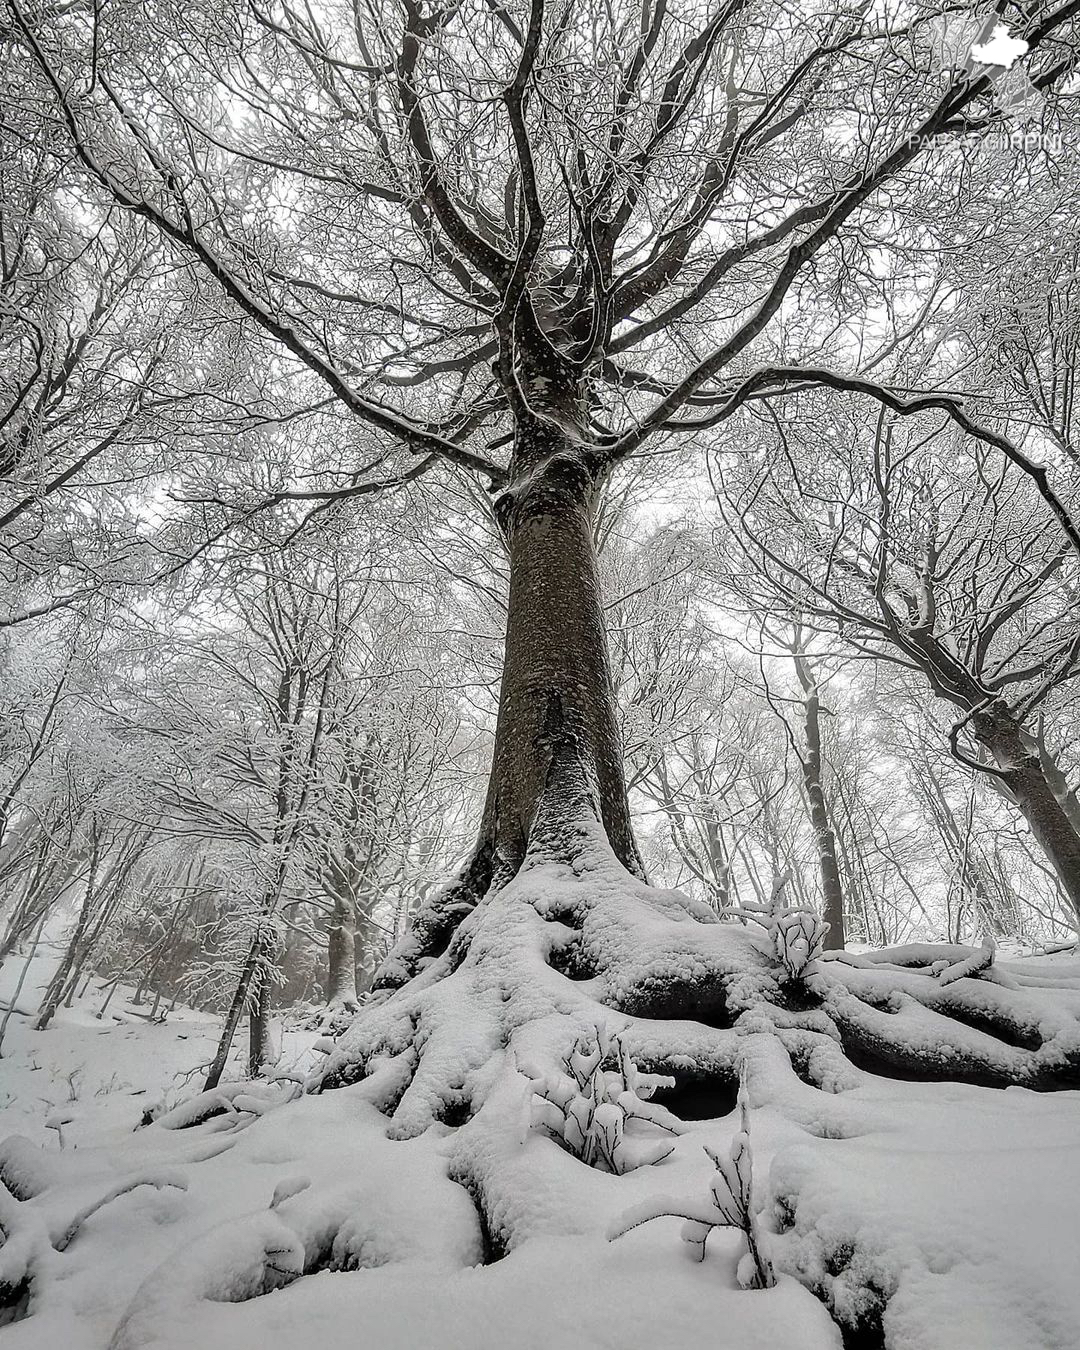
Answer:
[2, 944, 1079, 1350]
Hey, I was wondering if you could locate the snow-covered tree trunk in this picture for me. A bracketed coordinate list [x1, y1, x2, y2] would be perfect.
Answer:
[34, 830, 103, 1032]
[1031, 727, 1080, 837]
[487, 427, 643, 882]
[325, 889, 360, 1011]
[973, 704, 1080, 927]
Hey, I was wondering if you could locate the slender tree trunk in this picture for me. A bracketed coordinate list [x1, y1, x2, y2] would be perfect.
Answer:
[0, 834, 61, 961]
[248, 960, 270, 1079]
[973, 705, 1080, 927]
[35, 837, 102, 1032]
[326, 886, 359, 1009]
[0, 913, 46, 1055]
[205, 858, 292, 1090]
[698, 809, 732, 910]
[793, 653, 845, 949]
[204, 934, 261, 1091]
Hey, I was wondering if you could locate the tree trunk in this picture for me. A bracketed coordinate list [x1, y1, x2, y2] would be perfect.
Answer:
[204, 935, 260, 1091]
[373, 433, 644, 992]
[0, 913, 46, 1055]
[34, 837, 102, 1032]
[484, 440, 644, 882]
[248, 959, 270, 1079]
[0, 833, 63, 961]
[1031, 727, 1080, 836]
[326, 887, 360, 1009]
[973, 704, 1080, 927]
[205, 891, 283, 1089]
[793, 653, 846, 949]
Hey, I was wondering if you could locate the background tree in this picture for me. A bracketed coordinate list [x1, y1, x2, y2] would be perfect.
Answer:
[717, 405, 1080, 919]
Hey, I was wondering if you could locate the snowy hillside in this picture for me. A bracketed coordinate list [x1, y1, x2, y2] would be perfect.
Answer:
[2, 944, 1079, 1350]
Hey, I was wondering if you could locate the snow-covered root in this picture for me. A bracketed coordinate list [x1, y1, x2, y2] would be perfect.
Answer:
[109, 1174, 484, 1350]
[316, 815, 1080, 1115]
[314, 819, 778, 1127]
[309, 795, 1080, 1276]
[136, 1078, 303, 1131]
[0, 1135, 189, 1331]
[0, 1081, 485, 1349]
[6, 770, 1080, 1348]
[810, 947, 1080, 1089]
[373, 843, 493, 993]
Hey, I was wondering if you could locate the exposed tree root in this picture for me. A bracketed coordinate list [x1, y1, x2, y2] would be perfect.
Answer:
[6, 777, 1080, 1349]
[316, 808, 1080, 1152]
[303, 768, 1080, 1350]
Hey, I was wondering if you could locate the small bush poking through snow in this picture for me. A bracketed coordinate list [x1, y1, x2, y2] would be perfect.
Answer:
[609, 1072, 777, 1289]
[722, 874, 826, 980]
[523, 1025, 683, 1174]
[769, 905, 827, 981]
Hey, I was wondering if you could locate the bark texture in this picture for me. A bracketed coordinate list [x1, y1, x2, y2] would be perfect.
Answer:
[974, 704, 1080, 926]
[486, 435, 643, 883]
[793, 653, 845, 950]
[373, 422, 644, 993]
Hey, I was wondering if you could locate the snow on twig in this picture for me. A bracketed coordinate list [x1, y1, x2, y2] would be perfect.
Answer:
[522, 1025, 683, 1174]
[609, 1070, 777, 1289]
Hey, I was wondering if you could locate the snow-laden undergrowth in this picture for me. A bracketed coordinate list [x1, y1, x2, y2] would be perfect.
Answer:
[3, 815, 1080, 1350]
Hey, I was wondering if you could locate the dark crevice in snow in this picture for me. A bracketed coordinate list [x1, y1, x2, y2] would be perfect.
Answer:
[615, 975, 734, 1029]
[300, 1235, 386, 1278]
[837, 1029, 1008, 1087]
[786, 1232, 888, 1350]
[649, 1068, 739, 1121]
[434, 1092, 473, 1128]
[837, 1030, 1012, 1089]
[139, 1099, 230, 1130]
[320, 1041, 418, 1109]
[312, 1057, 368, 1094]
[929, 1001, 1043, 1052]
[537, 901, 584, 931]
[0, 1277, 31, 1328]
[786, 1049, 829, 1092]
[449, 1177, 507, 1266]
[837, 1312, 886, 1350]
[546, 935, 600, 981]
[837, 1024, 1080, 1091]
[768, 981, 821, 1014]
[772, 1193, 796, 1234]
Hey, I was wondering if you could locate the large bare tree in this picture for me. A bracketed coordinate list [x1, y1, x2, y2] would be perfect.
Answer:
[10, 0, 1079, 946]
[5, 4, 1080, 1340]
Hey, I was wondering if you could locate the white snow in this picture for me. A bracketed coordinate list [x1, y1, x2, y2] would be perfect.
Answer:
[2, 923, 1079, 1350]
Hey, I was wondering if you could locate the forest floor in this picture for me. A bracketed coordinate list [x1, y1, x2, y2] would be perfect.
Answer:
[1, 943, 1078, 1350]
